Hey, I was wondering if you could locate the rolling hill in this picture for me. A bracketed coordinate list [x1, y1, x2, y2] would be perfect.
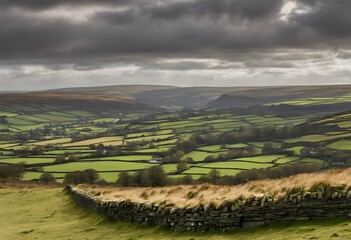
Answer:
[4, 84, 350, 110]
[48, 84, 351, 109]
[0, 92, 160, 113]
[208, 85, 351, 108]
[49, 85, 247, 108]
[49, 85, 179, 96]
[133, 87, 260, 108]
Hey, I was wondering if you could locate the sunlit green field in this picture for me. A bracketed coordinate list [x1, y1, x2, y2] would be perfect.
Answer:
[266, 94, 351, 106]
[327, 140, 351, 150]
[43, 161, 151, 172]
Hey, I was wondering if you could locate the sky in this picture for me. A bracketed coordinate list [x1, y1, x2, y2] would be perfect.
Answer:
[0, 0, 351, 91]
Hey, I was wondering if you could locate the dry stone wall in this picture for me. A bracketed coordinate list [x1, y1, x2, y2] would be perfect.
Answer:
[67, 186, 351, 232]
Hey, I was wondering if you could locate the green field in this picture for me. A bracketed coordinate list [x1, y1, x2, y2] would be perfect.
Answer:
[267, 94, 351, 107]
[327, 140, 351, 150]
[94, 155, 153, 161]
[43, 161, 151, 172]
[0, 157, 55, 164]
[29, 138, 72, 146]
[44, 149, 96, 155]
[284, 133, 351, 143]
[97, 172, 133, 182]
[202, 161, 274, 170]
[301, 158, 325, 164]
[62, 136, 124, 147]
[235, 155, 287, 163]
[196, 144, 247, 152]
[162, 163, 179, 173]
[182, 151, 223, 162]
[22, 172, 66, 181]
[183, 167, 213, 175]
[286, 146, 304, 154]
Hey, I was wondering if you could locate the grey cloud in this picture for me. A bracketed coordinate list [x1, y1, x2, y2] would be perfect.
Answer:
[0, 0, 350, 71]
[145, 0, 283, 21]
[0, 11, 77, 61]
[294, 0, 351, 38]
[337, 50, 351, 59]
[0, 0, 132, 10]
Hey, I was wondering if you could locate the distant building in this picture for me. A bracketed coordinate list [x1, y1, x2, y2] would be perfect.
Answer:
[332, 161, 345, 166]
[149, 157, 163, 164]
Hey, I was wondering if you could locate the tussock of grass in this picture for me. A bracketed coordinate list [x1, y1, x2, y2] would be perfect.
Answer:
[81, 168, 351, 208]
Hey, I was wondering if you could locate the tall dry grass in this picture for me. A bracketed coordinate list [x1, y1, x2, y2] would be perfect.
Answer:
[82, 168, 351, 208]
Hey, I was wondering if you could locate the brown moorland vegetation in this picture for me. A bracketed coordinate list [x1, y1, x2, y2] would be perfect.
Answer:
[0, 92, 135, 103]
[78, 168, 351, 208]
[0, 92, 160, 112]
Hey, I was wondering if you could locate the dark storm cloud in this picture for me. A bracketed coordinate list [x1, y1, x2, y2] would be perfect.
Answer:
[294, 0, 351, 38]
[145, 0, 283, 20]
[0, 13, 76, 58]
[0, 0, 132, 10]
[0, 0, 350, 69]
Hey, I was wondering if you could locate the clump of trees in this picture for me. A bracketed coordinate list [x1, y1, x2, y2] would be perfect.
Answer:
[164, 150, 186, 163]
[116, 165, 168, 187]
[0, 163, 25, 180]
[64, 169, 99, 185]
[226, 147, 256, 159]
[261, 142, 294, 155]
[207, 169, 221, 184]
[0, 116, 8, 124]
[39, 173, 56, 183]
[125, 139, 154, 148]
[88, 144, 123, 157]
[195, 169, 221, 184]
[14, 146, 45, 155]
[55, 153, 81, 163]
[176, 162, 189, 173]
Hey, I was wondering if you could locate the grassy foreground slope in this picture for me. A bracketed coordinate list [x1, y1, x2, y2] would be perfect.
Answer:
[1, 185, 351, 240]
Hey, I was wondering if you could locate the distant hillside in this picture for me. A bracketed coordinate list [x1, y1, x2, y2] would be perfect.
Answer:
[0, 92, 159, 113]
[208, 85, 351, 108]
[0, 91, 24, 94]
[44, 84, 351, 109]
[49, 85, 178, 96]
[133, 87, 259, 108]
[50, 85, 262, 108]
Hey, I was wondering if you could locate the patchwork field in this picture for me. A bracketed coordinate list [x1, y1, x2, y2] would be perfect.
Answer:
[2, 100, 351, 183]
